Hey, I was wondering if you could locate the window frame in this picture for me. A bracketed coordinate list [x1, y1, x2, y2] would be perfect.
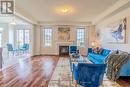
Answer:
[15, 29, 30, 48]
[0, 28, 3, 47]
[43, 27, 53, 47]
[76, 27, 85, 47]
[0, 32, 2, 47]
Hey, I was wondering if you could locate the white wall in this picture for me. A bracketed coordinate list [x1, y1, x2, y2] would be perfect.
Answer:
[95, 7, 130, 53]
[33, 25, 41, 55]
[0, 23, 9, 48]
[33, 23, 95, 56]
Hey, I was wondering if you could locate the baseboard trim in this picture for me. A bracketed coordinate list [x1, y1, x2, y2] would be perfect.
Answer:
[32, 54, 59, 57]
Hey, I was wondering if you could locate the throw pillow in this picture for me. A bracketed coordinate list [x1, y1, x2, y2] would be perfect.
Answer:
[98, 48, 103, 54]
[93, 47, 98, 54]
[93, 47, 103, 54]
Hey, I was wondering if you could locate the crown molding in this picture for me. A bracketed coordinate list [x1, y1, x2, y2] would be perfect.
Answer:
[38, 21, 92, 26]
[93, 0, 130, 25]
[15, 5, 37, 24]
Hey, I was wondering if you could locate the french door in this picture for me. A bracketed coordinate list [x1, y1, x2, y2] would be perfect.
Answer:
[15, 29, 30, 49]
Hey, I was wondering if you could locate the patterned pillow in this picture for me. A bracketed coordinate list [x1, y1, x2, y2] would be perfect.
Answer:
[98, 48, 103, 54]
[93, 47, 103, 54]
[93, 47, 98, 54]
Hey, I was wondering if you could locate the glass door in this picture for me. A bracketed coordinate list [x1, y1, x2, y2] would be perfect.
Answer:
[16, 30, 24, 49]
[24, 30, 30, 44]
[15, 29, 30, 50]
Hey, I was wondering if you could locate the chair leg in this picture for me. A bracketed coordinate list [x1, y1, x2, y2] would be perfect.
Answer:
[74, 81, 78, 87]
[72, 72, 74, 81]
[102, 81, 104, 87]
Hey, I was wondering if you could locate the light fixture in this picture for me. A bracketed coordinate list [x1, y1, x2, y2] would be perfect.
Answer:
[61, 8, 69, 13]
[10, 0, 16, 25]
[91, 41, 96, 48]
[10, 18, 16, 25]
[0, 28, 3, 31]
[55, 6, 74, 15]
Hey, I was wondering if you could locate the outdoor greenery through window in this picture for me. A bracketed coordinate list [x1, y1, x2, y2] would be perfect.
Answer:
[44, 27, 52, 47]
[77, 27, 85, 47]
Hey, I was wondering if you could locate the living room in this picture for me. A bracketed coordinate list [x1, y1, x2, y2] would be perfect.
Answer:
[0, 0, 130, 87]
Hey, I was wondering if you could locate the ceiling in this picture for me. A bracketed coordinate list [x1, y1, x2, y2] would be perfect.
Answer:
[16, 0, 119, 22]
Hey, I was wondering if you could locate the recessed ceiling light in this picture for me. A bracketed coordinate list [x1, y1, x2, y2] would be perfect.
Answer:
[10, 18, 16, 25]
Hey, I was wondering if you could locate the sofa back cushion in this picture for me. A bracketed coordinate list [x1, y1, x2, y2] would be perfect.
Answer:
[102, 49, 111, 56]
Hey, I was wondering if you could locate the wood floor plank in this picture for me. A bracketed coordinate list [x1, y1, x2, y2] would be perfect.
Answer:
[0, 56, 59, 87]
[117, 77, 130, 87]
[0, 55, 130, 87]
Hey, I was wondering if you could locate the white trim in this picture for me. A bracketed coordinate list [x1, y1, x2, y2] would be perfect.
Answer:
[39, 21, 92, 26]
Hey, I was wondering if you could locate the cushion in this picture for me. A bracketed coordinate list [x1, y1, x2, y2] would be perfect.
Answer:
[92, 47, 103, 54]
[88, 53, 106, 64]
[88, 53, 106, 60]
[98, 48, 103, 54]
[88, 48, 93, 53]
[102, 49, 110, 56]
[93, 48, 98, 54]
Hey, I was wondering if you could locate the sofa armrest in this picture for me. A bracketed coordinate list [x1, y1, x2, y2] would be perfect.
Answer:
[88, 48, 93, 53]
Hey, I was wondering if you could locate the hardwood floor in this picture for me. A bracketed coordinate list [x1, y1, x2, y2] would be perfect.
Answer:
[0, 56, 59, 87]
[117, 77, 130, 87]
[0, 55, 130, 87]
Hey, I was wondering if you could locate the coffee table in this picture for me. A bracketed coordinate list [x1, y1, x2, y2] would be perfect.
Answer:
[69, 54, 93, 81]
[69, 54, 92, 72]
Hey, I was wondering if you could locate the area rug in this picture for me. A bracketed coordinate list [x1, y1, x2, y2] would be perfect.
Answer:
[48, 57, 121, 87]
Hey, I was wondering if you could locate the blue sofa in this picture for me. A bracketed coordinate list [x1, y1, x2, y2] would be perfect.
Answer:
[87, 48, 130, 76]
[88, 48, 111, 64]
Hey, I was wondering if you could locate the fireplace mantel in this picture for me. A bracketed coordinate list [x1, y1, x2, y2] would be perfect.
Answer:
[56, 41, 73, 46]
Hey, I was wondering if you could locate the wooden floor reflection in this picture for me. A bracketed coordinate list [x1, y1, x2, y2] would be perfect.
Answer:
[0, 56, 59, 87]
[0, 55, 129, 87]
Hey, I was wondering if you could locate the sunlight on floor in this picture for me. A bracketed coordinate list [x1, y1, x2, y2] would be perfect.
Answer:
[2, 53, 30, 69]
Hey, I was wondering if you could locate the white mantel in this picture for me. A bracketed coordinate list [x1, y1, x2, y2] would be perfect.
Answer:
[56, 41, 73, 46]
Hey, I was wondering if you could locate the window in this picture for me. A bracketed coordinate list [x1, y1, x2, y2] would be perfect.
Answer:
[16, 30, 24, 48]
[16, 29, 30, 48]
[44, 28, 52, 47]
[24, 30, 30, 44]
[77, 27, 85, 47]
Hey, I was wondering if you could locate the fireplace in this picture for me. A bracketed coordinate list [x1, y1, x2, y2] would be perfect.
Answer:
[59, 46, 69, 56]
